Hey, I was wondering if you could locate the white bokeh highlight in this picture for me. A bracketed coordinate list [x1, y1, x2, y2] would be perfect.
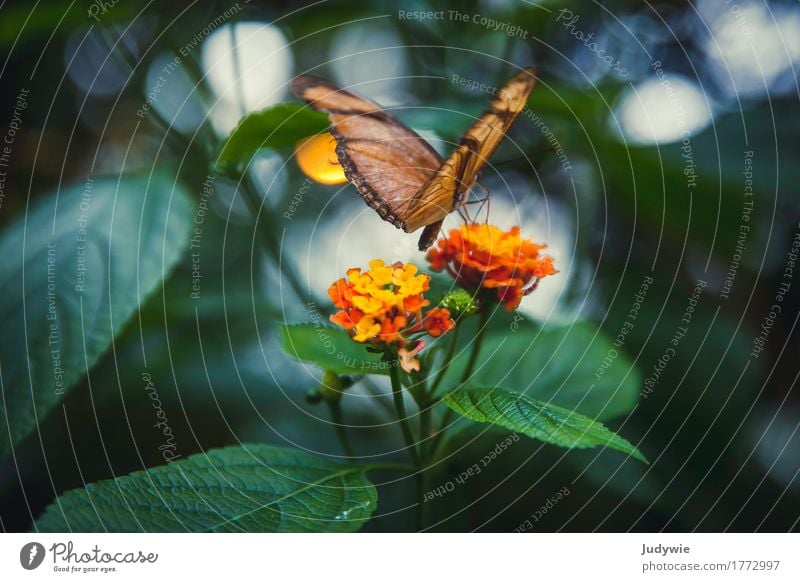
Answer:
[202, 22, 294, 134]
[615, 75, 713, 144]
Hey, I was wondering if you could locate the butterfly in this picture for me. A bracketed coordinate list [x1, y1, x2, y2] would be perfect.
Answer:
[291, 67, 536, 250]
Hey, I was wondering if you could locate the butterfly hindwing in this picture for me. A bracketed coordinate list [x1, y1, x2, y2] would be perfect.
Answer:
[291, 76, 443, 230]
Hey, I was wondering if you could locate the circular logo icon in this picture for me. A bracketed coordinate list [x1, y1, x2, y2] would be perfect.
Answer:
[19, 542, 46, 570]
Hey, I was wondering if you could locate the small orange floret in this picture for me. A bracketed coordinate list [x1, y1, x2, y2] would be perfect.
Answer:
[426, 224, 556, 311]
[424, 307, 455, 337]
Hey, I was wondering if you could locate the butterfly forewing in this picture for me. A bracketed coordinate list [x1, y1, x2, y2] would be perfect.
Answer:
[291, 76, 443, 230]
[404, 68, 537, 236]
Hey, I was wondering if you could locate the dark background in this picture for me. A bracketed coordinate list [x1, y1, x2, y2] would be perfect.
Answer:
[1, 0, 798, 532]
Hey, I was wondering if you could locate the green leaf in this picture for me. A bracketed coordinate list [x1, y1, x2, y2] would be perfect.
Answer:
[445, 320, 640, 421]
[0, 174, 192, 457]
[279, 323, 390, 376]
[215, 103, 329, 174]
[35, 444, 377, 532]
[444, 387, 647, 463]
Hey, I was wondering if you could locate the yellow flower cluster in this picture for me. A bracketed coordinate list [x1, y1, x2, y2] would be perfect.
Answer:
[329, 259, 453, 345]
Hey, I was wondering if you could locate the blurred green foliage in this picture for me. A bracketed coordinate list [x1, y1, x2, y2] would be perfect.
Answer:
[0, 0, 798, 532]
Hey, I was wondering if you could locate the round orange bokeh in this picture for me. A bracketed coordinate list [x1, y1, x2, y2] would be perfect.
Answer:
[294, 133, 347, 185]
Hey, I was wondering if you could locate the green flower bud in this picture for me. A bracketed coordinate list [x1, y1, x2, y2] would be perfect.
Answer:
[440, 288, 478, 319]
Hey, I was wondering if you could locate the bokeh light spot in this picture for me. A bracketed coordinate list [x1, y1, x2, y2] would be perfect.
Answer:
[295, 133, 347, 185]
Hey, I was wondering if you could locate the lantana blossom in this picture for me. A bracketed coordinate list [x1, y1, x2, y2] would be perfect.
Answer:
[426, 224, 557, 311]
[328, 260, 455, 370]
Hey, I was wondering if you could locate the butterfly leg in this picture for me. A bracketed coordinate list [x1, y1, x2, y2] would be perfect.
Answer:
[456, 204, 471, 224]
[462, 180, 491, 223]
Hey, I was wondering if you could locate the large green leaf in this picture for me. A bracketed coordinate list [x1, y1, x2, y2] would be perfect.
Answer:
[279, 323, 390, 375]
[35, 444, 377, 532]
[444, 387, 646, 463]
[0, 174, 192, 457]
[215, 103, 329, 174]
[444, 320, 640, 421]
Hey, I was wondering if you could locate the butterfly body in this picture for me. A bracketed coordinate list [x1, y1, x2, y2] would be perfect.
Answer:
[291, 67, 536, 250]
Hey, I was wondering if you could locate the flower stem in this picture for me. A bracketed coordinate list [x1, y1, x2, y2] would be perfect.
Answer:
[415, 369, 435, 531]
[417, 388, 433, 531]
[461, 307, 490, 383]
[389, 358, 420, 466]
[387, 354, 430, 529]
[228, 24, 248, 118]
[430, 307, 491, 461]
[228, 30, 311, 306]
[326, 400, 355, 462]
[240, 175, 310, 304]
[419, 397, 432, 460]
[428, 324, 461, 399]
[418, 464, 430, 531]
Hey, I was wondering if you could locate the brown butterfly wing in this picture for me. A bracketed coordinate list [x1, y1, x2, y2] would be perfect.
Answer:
[291, 76, 443, 231]
[404, 68, 537, 248]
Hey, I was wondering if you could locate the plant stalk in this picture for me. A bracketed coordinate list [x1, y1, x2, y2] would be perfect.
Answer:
[428, 324, 460, 399]
[417, 383, 433, 531]
[389, 358, 420, 466]
[327, 400, 355, 463]
[429, 307, 490, 461]
[240, 174, 310, 304]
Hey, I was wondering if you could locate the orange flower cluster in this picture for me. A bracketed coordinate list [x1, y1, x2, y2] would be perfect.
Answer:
[427, 224, 556, 311]
[328, 260, 455, 349]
